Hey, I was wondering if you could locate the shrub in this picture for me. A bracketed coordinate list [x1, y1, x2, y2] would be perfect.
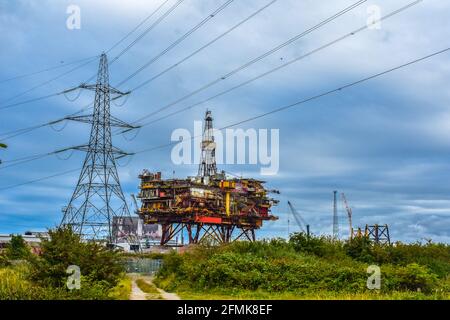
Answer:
[344, 236, 374, 263]
[4, 235, 31, 260]
[28, 226, 124, 289]
[155, 238, 447, 297]
[393, 263, 438, 293]
[0, 254, 10, 267]
[289, 232, 344, 258]
[108, 276, 132, 300]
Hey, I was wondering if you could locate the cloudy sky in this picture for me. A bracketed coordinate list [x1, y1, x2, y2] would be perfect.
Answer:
[0, 0, 449, 243]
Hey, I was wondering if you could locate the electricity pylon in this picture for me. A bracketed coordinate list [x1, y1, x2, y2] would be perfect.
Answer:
[61, 53, 139, 244]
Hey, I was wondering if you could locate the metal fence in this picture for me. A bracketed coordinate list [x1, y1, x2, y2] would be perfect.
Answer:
[124, 258, 163, 274]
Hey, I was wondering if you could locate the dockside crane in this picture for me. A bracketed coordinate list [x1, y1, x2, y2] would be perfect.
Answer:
[341, 193, 353, 240]
[287, 201, 310, 237]
[131, 194, 140, 214]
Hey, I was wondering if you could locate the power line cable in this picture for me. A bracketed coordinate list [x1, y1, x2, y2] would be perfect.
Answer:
[0, 0, 182, 111]
[0, 55, 99, 85]
[130, 0, 278, 92]
[116, 0, 236, 86]
[128, 0, 423, 131]
[1, 1, 178, 135]
[0, 145, 78, 169]
[1, 46, 447, 190]
[0, 0, 230, 142]
[0, 56, 100, 105]
[124, 0, 369, 125]
[0, 102, 92, 141]
[0, 0, 166, 88]
[109, 0, 186, 66]
[0, 0, 423, 171]
[131, 47, 449, 155]
[0, 168, 82, 191]
[5, 0, 276, 141]
[0, 92, 62, 111]
[106, 0, 171, 54]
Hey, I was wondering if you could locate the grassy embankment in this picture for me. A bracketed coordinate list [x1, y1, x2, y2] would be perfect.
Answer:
[0, 263, 132, 300]
[0, 228, 132, 300]
[154, 234, 450, 300]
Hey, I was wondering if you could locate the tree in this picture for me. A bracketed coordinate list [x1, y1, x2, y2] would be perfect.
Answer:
[5, 235, 31, 260]
[28, 226, 125, 289]
[343, 236, 374, 262]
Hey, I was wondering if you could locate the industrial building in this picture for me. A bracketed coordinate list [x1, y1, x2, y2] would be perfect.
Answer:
[0, 232, 49, 255]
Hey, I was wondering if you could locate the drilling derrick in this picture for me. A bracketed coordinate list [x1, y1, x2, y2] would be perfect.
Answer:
[61, 53, 138, 244]
[198, 110, 217, 179]
[137, 111, 279, 246]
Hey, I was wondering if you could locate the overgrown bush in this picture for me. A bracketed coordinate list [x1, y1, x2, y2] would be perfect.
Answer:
[155, 235, 449, 298]
[0, 265, 128, 300]
[0, 253, 10, 267]
[4, 235, 31, 260]
[344, 236, 375, 263]
[384, 263, 439, 293]
[28, 227, 125, 289]
[289, 232, 345, 258]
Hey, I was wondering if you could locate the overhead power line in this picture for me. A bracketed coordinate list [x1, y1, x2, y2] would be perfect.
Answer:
[0, 168, 82, 191]
[0, 102, 92, 141]
[0, 144, 81, 170]
[116, 0, 236, 86]
[0, 0, 179, 140]
[106, 0, 171, 54]
[0, 55, 99, 85]
[125, 0, 369, 125]
[0, 0, 183, 111]
[127, 0, 423, 131]
[1, 47, 447, 190]
[0, 56, 99, 105]
[109, 0, 186, 66]
[130, 0, 278, 92]
[220, 47, 450, 129]
[131, 47, 449, 155]
[0, 0, 423, 173]
[0, 0, 168, 87]
[3, 0, 276, 142]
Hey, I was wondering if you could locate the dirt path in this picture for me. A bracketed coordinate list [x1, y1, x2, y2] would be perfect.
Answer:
[129, 277, 148, 300]
[142, 275, 181, 300]
[128, 274, 181, 300]
[156, 287, 181, 300]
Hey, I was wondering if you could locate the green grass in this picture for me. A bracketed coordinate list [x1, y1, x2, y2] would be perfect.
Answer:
[0, 266, 35, 300]
[176, 289, 449, 300]
[108, 276, 132, 300]
[0, 264, 132, 300]
[154, 235, 450, 300]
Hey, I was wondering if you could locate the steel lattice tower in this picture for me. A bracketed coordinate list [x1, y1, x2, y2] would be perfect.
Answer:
[198, 110, 217, 178]
[333, 190, 339, 238]
[61, 53, 137, 243]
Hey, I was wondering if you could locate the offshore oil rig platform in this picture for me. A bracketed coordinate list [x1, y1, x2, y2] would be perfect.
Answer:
[137, 111, 279, 245]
